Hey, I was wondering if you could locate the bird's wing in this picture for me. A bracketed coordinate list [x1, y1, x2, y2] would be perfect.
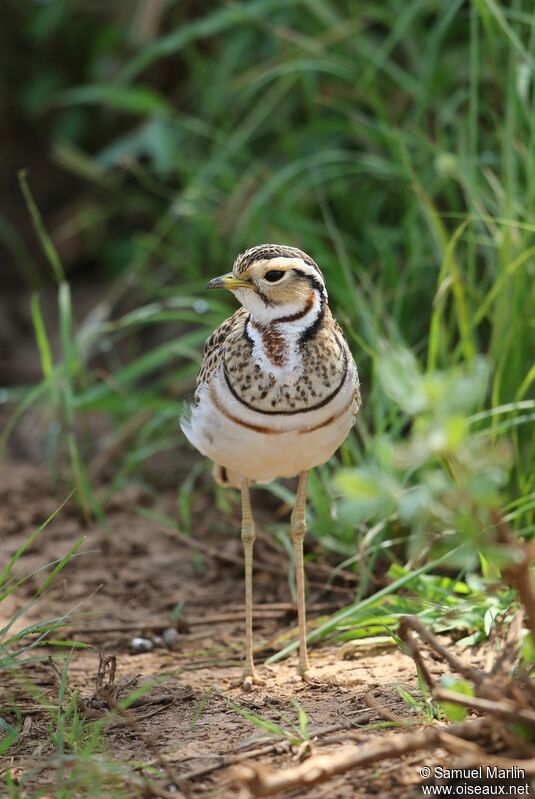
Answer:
[196, 307, 249, 388]
[332, 318, 362, 413]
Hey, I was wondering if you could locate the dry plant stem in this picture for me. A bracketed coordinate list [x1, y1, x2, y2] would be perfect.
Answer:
[306, 711, 374, 741]
[306, 579, 356, 597]
[490, 610, 524, 677]
[397, 617, 435, 688]
[399, 616, 486, 686]
[177, 742, 292, 784]
[236, 719, 489, 796]
[492, 509, 535, 642]
[141, 783, 186, 799]
[49, 655, 185, 794]
[107, 701, 172, 729]
[365, 692, 413, 724]
[433, 689, 535, 729]
[190, 610, 283, 624]
[47, 656, 74, 696]
[64, 606, 317, 635]
[96, 650, 116, 687]
[441, 749, 535, 776]
[149, 712, 374, 777]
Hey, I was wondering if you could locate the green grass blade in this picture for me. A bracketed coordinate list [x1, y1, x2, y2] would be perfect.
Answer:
[18, 170, 64, 284]
[266, 550, 457, 664]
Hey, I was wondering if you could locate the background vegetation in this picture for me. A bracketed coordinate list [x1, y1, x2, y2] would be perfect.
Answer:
[1, 0, 534, 740]
[1, 1, 534, 794]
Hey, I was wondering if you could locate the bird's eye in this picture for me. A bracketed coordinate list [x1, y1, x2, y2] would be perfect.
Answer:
[264, 270, 285, 283]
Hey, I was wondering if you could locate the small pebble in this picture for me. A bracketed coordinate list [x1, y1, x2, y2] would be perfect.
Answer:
[162, 627, 179, 649]
[152, 635, 164, 648]
[130, 636, 153, 653]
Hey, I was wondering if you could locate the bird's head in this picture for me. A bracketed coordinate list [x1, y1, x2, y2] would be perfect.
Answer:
[205, 244, 327, 324]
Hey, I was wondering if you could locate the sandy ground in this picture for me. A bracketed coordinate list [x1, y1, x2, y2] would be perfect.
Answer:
[0, 461, 509, 798]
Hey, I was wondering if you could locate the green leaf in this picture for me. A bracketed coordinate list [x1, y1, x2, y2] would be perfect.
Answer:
[335, 467, 398, 523]
[37, 535, 85, 596]
[18, 170, 64, 283]
[119, 0, 297, 83]
[30, 294, 54, 381]
[398, 486, 432, 523]
[376, 347, 427, 415]
[438, 676, 474, 722]
[483, 607, 498, 636]
[58, 85, 168, 116]
[291, 700, 309, 741]
[0, 717, 18, 754]
[520, 632, 535, 666]
[228, 702, 295, 742]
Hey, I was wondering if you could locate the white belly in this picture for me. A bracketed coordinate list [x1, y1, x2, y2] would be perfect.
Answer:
[181, 362, 358, 482]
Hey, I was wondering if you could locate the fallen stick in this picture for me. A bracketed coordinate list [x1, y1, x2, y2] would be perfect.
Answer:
[235, 718, 489, 796]
[398, 616, 486, 686]
[64, 610, 289, 635]
[62, 601, 344, 637]
[144, 712, 375, 782]
[177, 741, 292, 784]
[436, 748, 535, 776]
[433, 689, 535, 729]
[489, 610, 524, 678]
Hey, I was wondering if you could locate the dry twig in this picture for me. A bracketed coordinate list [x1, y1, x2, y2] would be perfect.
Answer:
[398, 616, 486, 687]
[433, 689, 535, 729]
[237, 576, 535, 797]
[145, 711, 375, 784]
[236, 719, 489, 796]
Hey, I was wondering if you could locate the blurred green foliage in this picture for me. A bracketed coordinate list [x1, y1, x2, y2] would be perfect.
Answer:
[336, 349, 514, 566]
[1, 0, 533, 550]
[0, 6, 534, 788]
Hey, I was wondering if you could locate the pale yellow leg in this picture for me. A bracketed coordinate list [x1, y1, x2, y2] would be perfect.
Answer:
[237, 478, 265, 690]
[291, 471, 312, 679]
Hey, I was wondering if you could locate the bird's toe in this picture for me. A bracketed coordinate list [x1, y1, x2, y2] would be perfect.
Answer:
[230, 670, 267, 691]
[290, 665, 318, 685]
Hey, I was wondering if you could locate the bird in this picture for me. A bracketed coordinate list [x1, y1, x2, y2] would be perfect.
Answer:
[181, 244, 361, 690]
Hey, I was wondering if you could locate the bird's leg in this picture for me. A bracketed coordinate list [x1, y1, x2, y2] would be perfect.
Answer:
[291, 471, 312, 680]
[237, 478, 265, 690]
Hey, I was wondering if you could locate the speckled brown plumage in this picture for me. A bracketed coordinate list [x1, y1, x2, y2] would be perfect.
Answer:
[196, 307, 248, 390]
[194, 301, 357, 416]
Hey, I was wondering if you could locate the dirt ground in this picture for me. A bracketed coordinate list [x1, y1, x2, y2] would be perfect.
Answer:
[0, 461, 504, 798]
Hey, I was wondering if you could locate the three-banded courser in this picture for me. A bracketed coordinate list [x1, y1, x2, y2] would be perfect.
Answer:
[181, 244, 361, 689]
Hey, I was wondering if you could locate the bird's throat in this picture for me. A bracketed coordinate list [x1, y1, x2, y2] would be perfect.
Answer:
[246, 293, 326, 373]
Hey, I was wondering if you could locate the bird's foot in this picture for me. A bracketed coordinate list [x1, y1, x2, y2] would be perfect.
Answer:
[290, 663, 317, 684]
[230, 669, 266, 691]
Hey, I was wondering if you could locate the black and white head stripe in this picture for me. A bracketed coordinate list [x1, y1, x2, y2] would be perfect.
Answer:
[233, 244, 324, 280]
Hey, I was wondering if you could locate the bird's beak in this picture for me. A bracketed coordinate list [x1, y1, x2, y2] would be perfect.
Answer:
[205, 273, 251, 291]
